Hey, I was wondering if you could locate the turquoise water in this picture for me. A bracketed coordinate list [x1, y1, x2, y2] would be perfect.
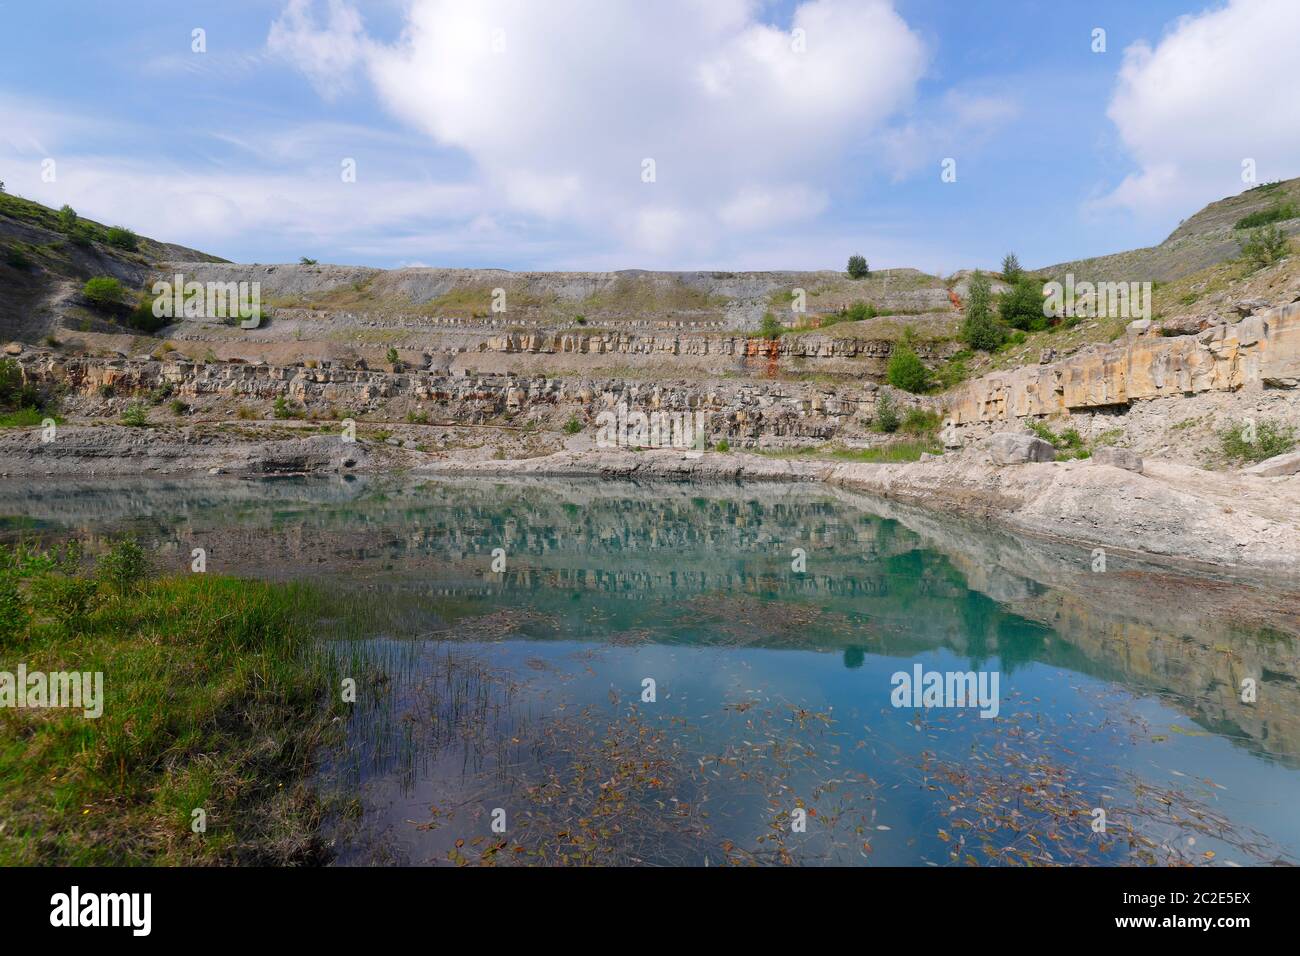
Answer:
[6, 476, 1299, 866]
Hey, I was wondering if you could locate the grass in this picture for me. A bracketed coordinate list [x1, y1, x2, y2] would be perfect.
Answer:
[0, 542, 348, 865]
[0, 408, 57, 428]
[758, 440, 940, 463]
[1027, 419, 1091, 459]
[1217, 418, 1297, 464]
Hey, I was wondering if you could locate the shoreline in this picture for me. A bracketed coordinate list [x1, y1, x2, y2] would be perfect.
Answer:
[3, 424, 1298, 577]
[417, 446, 1300, 578]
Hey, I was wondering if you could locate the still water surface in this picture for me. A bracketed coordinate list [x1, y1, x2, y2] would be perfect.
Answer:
[7, 476, 1298, 866]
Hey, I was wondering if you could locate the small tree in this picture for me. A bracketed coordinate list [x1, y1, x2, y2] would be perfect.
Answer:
[874, 391, 900, 433]
[386, 347, 399, 365]
[999, 275, 1046, 331]
[759, 312, 783, 339]
[57, 204, 78, 232]
[300, 257, 319, 265]
[1001, 253, 1022, 282]
[960, 270, 1005, 351]
[847, 254, 870, 279]
[886, 342, 930, 393]
[1240, 224, 1289, 270]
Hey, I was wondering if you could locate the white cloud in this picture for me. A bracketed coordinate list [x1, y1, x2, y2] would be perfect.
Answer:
[1096, 0, 1300, 219]
[267, 0, 369, 99]
[0, 96, 484, 259]
[270, 0, 929, 255]
[879, 88, 1020, 181]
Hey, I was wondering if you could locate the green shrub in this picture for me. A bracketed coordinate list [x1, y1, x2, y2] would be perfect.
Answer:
[563, 415, 582, 435]
[68, 222, 100, 247]
[272, 396, 300, 420]
[1234, 203, 1297, 230]
[126, 297, 167, 334]
[1240, 224, 1289, 270]
[83, 276, 123, 308]
[169, 399, 189, 416]
[119, 402, 149, 427]
[999, 276, 1047, 331]
[0, 358, 42, 411]
[57, 204, 78, 232]
[29, 575, 98, 632]
[873, 392, 900, 433]
[846, 301, 878, 323]
[759, 313, 784, 339]
[105, 226, 138, 251]
[846, 254, 869, 279]
[385, 347, 399, 365]
[1217, 419, 1297, 463]
[299, 257, 318, 265]
[96, 538, 150, 595]
[886, 343, 930, 393]
[714, 438, 730, 452]
[900, 407, 941, 437]
[960, 271, 1005, 351]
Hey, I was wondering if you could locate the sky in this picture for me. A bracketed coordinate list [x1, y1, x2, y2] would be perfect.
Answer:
[2, 0, 1299, 273]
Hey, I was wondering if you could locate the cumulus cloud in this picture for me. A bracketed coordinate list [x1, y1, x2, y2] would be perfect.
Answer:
[1096, 0, 1300, 219]
[268, 0, 930, 255]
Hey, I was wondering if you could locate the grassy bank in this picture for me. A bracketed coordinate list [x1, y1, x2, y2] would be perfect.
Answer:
[0, 542, 346, 865]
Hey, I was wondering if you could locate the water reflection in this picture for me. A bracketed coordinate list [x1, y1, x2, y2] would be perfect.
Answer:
[3, 476, 1297, 865]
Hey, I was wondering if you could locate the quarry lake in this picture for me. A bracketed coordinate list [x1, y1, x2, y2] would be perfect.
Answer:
[7, 475, 1299, 866]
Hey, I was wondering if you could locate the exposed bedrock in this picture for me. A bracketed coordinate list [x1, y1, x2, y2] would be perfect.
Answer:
[947, 302, 1300, 428]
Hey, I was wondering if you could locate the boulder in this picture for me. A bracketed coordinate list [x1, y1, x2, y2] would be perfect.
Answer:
[1243, 450, 1300, 478]
[1232, 298, 1269, 317]
[1158, 313, 1221, 337]
[1126, 318, 1152, 336]
[3, 342, 22, 356]
[988, 432, 1056, 465]
[1090, 445, 1143, 472]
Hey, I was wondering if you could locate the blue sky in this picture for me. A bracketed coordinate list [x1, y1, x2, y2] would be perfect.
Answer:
[3, 0, 1298, 272]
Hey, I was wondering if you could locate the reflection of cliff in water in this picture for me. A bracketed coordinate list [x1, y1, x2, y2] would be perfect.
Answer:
[2, 475, 1297, 766]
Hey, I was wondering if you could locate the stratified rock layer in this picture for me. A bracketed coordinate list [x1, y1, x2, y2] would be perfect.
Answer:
[947, 302, 1300, 428]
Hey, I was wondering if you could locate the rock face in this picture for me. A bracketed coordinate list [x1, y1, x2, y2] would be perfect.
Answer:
[1243, 450, 1300, 477]
[10, 350, 941, 447]
[987, 433, 1056, 465]
[947, 302, 1300, 428]
[1090, 446, 1143, 472]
